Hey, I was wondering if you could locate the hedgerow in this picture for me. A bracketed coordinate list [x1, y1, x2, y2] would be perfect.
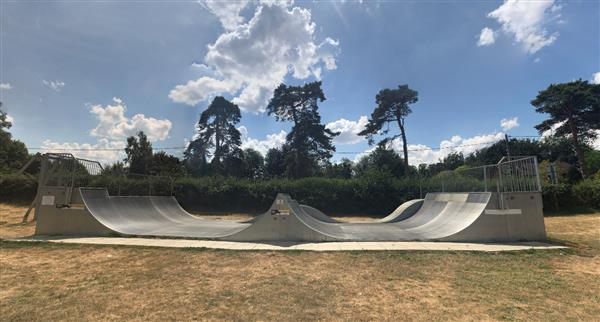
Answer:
[2, 171, 598, 215]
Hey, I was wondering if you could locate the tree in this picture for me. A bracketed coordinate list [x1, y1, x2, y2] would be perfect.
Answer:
[531, 80, 600, 178]
[187, 96, 242, 175]
[240, 148, 264, 179]
[359, 84, 418, 169]
[102, 161, 126, 175]
[183, 138, 209, 176]
[264, 147, 287, 178]
[0, 102, 29, 173]
[267, 81, 339, 178]
[124, 131, 153, 175]
[151, 151, 185, 177]
[440, 152, 465, 170]
[354, 146, 406, 178]
[324, 158, 354, 179]
[465, 139, 543, 166]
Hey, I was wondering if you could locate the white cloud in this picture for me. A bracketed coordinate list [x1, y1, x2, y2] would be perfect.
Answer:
[42, 80, 66, 92]
[540, 121, 600, 150]
[0, 83, 11, 90]
[41, 139, 127, 165]
[592, 132, 600, 150]
[6, 115, 14, 124]
[355, 131, 506, 165]
[592, 72, 600, 85]
[486, 0, 560, 54]
[41, 98, 172, 164]
[477, 27, 496, 46]
[200, 0, 250, 31]
[89, 97, 172, 141]
[326, 116, 368, 144]
[170, 2, 339, 113]
[500, 117, 519, 131]
[238, 125, 287, 156]
[540, 120, 563, 139]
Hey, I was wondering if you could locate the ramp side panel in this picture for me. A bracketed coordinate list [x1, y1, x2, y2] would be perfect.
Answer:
[440, 192, 547, 242]
[35, 205, 113, 236]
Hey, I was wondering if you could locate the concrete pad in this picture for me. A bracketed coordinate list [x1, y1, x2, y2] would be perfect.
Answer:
[10, 236, 568, 252]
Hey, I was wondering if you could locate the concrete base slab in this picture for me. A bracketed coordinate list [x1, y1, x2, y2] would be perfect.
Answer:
[10, 236, 567, 252]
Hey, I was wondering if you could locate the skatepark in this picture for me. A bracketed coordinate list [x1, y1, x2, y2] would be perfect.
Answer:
[28, 153, 547, 245]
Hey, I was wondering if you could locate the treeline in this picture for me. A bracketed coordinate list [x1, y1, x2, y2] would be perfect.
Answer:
[103, 79, 600, 183]
[104, 132, 600, 184]
[1, 80, 599, 212]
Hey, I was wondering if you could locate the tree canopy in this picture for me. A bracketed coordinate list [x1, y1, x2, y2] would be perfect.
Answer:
[531, 80, 600, 177]
[359, 84, 418, 169]
[124, 131, 153, 175]
[185, 96, 242, 175]
[267, 81, 339, 178]
[0, 102, 29, 174]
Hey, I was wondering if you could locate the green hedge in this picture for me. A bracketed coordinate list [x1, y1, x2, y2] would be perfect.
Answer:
[2, 172, 598, 215]
[542, 174, 600, 211]
[0, 174, 38, 202]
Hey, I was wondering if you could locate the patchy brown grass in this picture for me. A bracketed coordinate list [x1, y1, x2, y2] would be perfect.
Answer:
[0, 203, 35, 239]
[545, 213, 600, 249]
[1, 204, 599, 321]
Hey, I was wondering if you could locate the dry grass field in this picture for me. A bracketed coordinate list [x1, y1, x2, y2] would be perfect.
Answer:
[1, 203, 599, 321]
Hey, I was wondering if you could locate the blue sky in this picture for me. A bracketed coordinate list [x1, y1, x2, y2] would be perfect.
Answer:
[1, 0, 598, 165]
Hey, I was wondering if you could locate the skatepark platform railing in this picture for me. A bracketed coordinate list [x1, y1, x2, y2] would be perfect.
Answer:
[453, 156, 541, 193]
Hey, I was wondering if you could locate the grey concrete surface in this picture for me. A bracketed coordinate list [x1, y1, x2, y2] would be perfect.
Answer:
[12, 237, 566, 252]
[33, 188, 547, 242]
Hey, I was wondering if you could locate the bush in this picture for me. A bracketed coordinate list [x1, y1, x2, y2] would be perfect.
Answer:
[2, 170, 598, 215]
[0, 174, 37, 202]
[542, 183, 574, 211]
[572, 175, 600, 209]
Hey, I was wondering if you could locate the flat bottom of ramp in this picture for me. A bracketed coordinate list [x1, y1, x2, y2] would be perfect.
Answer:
[11, 237, 567, 252]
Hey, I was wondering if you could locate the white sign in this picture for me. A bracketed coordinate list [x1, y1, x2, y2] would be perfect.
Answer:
[41, 195, 55, 206]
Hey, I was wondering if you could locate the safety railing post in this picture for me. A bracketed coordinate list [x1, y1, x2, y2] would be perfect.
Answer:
[534, 156, 541, 192]
[483, 166, 487, 192]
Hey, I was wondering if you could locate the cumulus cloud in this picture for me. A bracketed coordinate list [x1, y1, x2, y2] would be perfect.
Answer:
[477, 27, 496, 46]
[402, 133, 506, 165]
[200, 0, 250, 31]
[238, 125, 287, 156]
[41, 98, 172, 164]
[90, 97, 172, 141]
[41, 139, 127, 165]
[326, 116, 368, 145]
[592, 72, 600, 85]
[170, 2, 339, 113]
[43, 80, 66, 92]
[500, 117, 519, 131]
[354, 131, 506, 165]
[485, 0, 561, 54]
[540, 121, 600, 150]
[0, 83, 11, 90]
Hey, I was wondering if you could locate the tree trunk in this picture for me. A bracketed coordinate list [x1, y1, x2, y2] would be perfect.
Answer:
[397, 117, 409, 169]
[569, 118, 587, 179]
